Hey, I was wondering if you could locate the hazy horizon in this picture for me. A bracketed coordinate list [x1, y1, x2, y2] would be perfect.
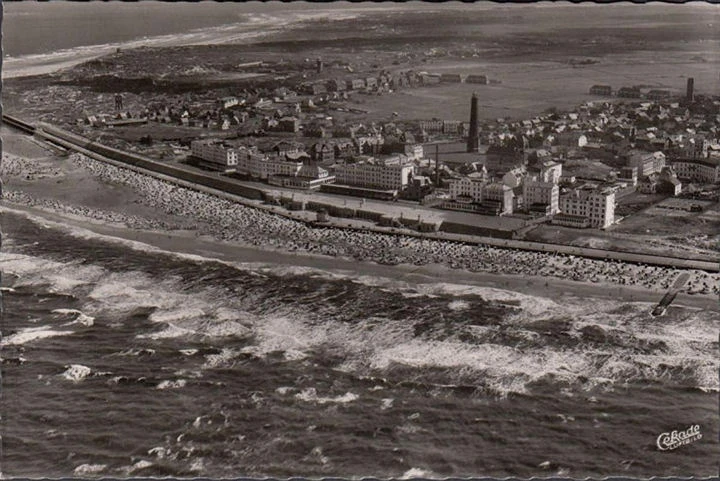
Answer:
[3, 1, 716, 58]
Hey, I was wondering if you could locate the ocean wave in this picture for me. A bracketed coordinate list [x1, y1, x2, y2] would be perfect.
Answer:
[111, 347, 156, 357]
[119, 459, 154, 475]
[53, 308, 95, 326]
[62, 364, 92, 382]
[294, 387, 359, 405]
[448, 300, 470, 311]
[415, 282, 563, 317]
[203, 348, 243, 368]
[138, 323, 197, 340]
[0, 251, 103, 294]
[156, 379, 187, 390]
[2, 326, 75, 346]
[73, 463, 107, 476]
[401, 467, 440, 479]
[5, 209, 717, 394]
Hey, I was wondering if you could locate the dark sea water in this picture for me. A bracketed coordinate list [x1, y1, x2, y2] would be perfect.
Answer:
[1, 1, 366, 58]
[1, 210, 718, 477]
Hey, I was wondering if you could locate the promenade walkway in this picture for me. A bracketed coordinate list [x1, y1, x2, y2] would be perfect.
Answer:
[22, 117, 720, 274]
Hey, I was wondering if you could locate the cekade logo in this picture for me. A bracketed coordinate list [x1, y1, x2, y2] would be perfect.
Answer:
[656, 425, 702, 451]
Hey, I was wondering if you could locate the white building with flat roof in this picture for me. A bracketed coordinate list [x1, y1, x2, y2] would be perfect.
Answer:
[628, 150, 666, 178]
[540, 160, 562, 184]
[448, 174, 486, 202]
[240, 151, 303, 180]
[483, 183, 514, 215]
[559, 188, 615, 229]
[524, 180, 559, 214]
[334, 159, 414, 190]
[191, 140, 238, 171]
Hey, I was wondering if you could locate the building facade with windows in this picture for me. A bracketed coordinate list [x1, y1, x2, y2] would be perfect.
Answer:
[628, 150, 666, 178]
[448, 175, 486, 202]
[333, 160, 414, 190]
[190, 140, 238, 171]
[559, 188, 615, 229]
[670, 159, 720, 184]
[524, 180, 559, 214]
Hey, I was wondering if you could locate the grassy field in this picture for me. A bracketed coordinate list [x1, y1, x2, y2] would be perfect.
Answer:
[354, 48, 720, 123]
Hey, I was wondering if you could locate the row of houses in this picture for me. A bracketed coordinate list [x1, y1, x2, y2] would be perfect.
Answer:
[298, 70, 495, 97]
[190, 139, 418, 192]
[299, 72, 394, 96]
[590, 85, 673, 100]
[190, 139, 336, 189]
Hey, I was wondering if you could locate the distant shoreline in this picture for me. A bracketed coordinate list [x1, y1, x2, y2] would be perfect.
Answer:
[1, 7, 376, 80]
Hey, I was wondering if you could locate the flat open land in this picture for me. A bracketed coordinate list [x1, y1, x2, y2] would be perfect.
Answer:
[356, 50, 720, 122]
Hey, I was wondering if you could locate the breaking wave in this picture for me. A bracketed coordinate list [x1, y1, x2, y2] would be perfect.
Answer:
[4, 209, 718, 400]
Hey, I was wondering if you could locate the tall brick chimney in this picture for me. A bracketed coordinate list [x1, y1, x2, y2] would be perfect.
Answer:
[467, 93, 479, 153]
[686, 77, 694, 102]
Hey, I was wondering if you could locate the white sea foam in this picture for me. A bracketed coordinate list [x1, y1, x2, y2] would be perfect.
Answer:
[259, 265, 568, 319]
[149, 307, 207, 324]
[2, 326, 74, 346]
[157, 379, 187, 390]
[189, 458, 205, 472]
[4, 209, 717, 394]
[203, 348, 242, 368]
[53, 309, 95, 326]
[417, 282, 562, 317]
[241, 316, 319, 360]
[73, 463, 107, 475]
[401, 467, 438, 479]
[139, 324, 196, 340]
[148, 446, 171, 459]
[114, 348, 156, 357]
[62, 364, 92, 382]
[126, 459, 154, 473]
[448, 300, 470, 311]
[295, 388, 359, 405]
[0, 251, 105, 295]
[199, 319, 252, 338]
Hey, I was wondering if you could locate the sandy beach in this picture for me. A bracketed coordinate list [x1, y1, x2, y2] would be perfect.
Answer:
[2, 137, 718, 313]
[1, 8, 370, 80]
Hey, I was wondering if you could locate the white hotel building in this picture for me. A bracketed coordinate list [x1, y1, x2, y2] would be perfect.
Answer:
[191, 141, 306, 180]
[558, 188, 615, 229]
[238, 150, 303, 180]
[524, 180, 559, 214]
[190, 140, 239, 171]
[448, 174, 486, 202]
[334, 159, 414, 190]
